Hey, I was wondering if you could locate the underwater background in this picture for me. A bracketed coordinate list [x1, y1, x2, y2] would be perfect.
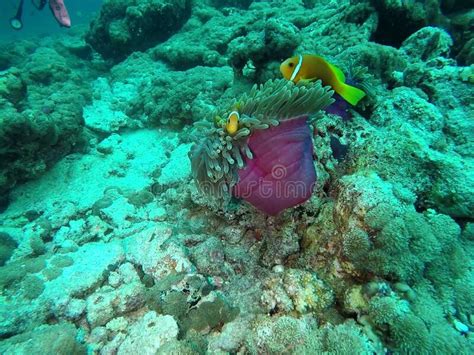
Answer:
[0, 1, 101, 41]
[0, 0, 473, 353]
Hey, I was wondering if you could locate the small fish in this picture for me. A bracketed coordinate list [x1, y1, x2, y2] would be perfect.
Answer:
[330, 135, 348, 161]
[225, 111, 240, 135]
[280, 54, 366, 106]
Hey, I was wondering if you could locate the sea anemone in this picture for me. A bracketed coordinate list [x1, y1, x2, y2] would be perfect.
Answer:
[189, 79, 334, 203]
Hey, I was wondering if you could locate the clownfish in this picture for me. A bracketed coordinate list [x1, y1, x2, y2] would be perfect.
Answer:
[225, 111, 240, 135]
[280, 54, 366, 106]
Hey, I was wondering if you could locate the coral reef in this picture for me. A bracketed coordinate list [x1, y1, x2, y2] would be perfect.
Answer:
[116, 312, 178, 354]
[129, 65, 234, 127]
[0, 0, 473, 354]
[85, 0, 192, 62]
[261, 268, 334, 315]
[0, 33, 101, 206]
[0, 323, 85, 354]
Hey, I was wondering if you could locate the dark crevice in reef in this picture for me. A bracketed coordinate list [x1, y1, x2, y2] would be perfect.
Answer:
[414, 196, 428, 214]
[45, 314, 59, 325]
[0, 332, 14, 341]
[453, 217, 474, 231]
[371, 10, 425, 48]
[441, 0, 474, 14]
[0, 194, 9, 214]
[368, 0, 440, 48]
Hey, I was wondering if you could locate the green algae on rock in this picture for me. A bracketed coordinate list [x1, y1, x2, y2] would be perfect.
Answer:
[146, 273, 238, 335]
[0, 68, 26, 106]
[0, 323, 86, 354]
[86, 0, 192, 62]
[130, 65, 234, 127]
[0, 232, 17, 266]
[0, 41, 95, 203]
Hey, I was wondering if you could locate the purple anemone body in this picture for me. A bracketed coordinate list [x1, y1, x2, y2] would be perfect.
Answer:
[325, 93, 351, 120]
[233, 115, 316, 215]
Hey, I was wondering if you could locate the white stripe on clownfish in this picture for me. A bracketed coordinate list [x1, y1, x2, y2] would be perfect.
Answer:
[289, 54, 303, 82]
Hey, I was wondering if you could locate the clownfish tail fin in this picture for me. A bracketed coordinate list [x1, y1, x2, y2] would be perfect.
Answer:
[338, 83, 366, 106]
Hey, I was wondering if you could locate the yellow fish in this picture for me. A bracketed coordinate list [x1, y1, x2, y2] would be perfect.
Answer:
[225, 110, 240, 135]
[280, 54, 366, 106]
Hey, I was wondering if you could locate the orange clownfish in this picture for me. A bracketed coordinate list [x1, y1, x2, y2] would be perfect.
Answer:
[225, 110, 240, 135]
[280, 54, 366, 106]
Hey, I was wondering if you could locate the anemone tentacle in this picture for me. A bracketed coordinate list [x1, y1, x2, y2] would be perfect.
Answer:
[189, 79, 334, 200]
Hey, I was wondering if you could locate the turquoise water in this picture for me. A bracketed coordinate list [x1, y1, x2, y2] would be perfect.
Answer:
[0, 0, 473, 353]
[0, 0, 101, 41]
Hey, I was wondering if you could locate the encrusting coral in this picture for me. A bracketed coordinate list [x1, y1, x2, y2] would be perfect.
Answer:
[189, 79, 333, 201]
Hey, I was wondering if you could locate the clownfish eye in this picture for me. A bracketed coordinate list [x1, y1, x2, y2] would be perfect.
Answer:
[288, 62, 294, 68]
